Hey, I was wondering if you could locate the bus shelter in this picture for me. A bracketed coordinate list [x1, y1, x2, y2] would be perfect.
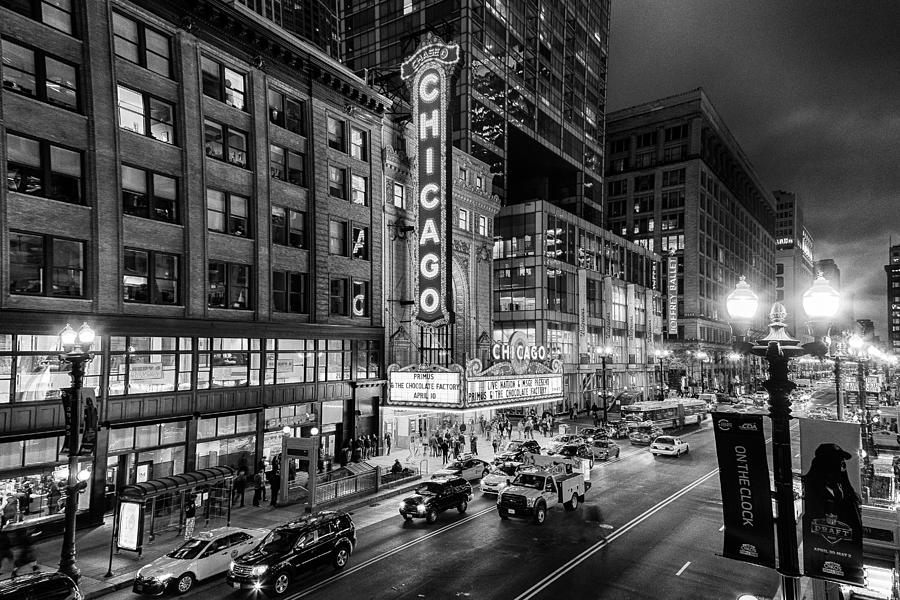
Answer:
[114, 466, 235, 556]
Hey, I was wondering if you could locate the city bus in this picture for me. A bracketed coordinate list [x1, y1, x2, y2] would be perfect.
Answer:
[619, 398, 708, 431]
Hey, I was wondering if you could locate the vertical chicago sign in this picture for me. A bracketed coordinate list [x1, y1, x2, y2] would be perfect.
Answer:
[401, 35, 460, 327]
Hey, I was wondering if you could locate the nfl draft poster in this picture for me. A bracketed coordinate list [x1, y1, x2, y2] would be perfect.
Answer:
[799, 418, 864, 586]
[712, 412, 776, 567]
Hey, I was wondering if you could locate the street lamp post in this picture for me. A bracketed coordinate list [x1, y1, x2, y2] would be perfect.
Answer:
[849, 335, 877, 485]
[57, 322, 96, 584]
[597, 346, 614, 422]
[726, 275, 840, 600]
[727, 352, 742, 396]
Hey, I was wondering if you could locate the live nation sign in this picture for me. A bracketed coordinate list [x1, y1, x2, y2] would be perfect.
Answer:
[401, 35, 460, 327]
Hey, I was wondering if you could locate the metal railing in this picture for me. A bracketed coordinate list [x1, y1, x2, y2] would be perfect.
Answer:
[315, 468, 378, 504]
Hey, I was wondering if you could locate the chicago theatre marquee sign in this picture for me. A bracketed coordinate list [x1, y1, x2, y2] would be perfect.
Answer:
[401, 34, 460, 328]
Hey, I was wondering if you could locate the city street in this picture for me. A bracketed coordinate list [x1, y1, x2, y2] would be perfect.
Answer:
[101, 418, 787, 600]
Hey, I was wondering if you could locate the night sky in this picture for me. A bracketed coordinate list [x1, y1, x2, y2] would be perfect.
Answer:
[607, 1, 900, 340]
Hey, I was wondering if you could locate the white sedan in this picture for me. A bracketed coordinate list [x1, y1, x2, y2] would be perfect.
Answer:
[133, 526, 268, 595]
[649, 436, 690, 457]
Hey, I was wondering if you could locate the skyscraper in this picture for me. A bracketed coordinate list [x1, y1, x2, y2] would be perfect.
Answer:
[886, 244, 900, 350]
[605, 89, 777, 392]
[342, 0, 610, 220]
[773, 190, 815, 341]
[234, 0, 340, 58]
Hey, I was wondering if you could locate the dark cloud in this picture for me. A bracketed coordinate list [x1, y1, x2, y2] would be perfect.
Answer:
[607, 0, 900, 339]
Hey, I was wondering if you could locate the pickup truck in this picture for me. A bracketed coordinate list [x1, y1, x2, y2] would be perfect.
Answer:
[496, 454, 589, 524]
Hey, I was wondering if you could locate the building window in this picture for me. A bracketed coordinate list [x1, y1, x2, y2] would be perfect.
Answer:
[391, 182, 405, 208]
[776, 263, 784, 274]
[636, 131, 657, 148]
[356, 340, 381, 379]
[634, 174, 655, 192]
[776, 276, 785, 288]
[327, 116, 345, 152]
[352, 280, 369, 316]
[206, 189, 248, 237]
[607, 180, 627, 196]
[271, 207, 307, 249]
[351, 226, 368, 260]
[458, 208, 470, 231]
[609, 138, 629, 154]
[1, 38, 79, 110]
[476, 175, 484, 190]
[478, 215, 488, 236]
[350, 174, 368, 205]
[121, 165, 177, 222]
[665, 124, 688, 142]
[123, 248, 179, 304]
[349, 126, 368, 161]
[200, 56, 245, 110]
[9, 232, 84, 297]
[204, 120, 247, 168]
[329, 278, 348, 315]
[328, 166, 347, 199]
[272, 271, 308, 313]
[111, 12, 170, 77]
[116, 85, 175, 144]
[329, 220, 348, 256]
[459, 166, 468, 182]
[6, 132, 82, 205]
[7, 0, 75, 35]
[208, 262, 250, 309]
[269, 145, 306, 186]
[267, 88, 306, 135]
[662, 168, 686, 187]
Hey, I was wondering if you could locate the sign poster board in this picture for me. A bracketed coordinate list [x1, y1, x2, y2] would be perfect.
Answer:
[388, 371, 462, 405]
[667, 252, 678, 335]
[799, 418, 864, 586]
[712, 412, 776, 567]
[117, 500, 143, 552]
[467, 374, 564, 406]
[402, 35, 460, 327]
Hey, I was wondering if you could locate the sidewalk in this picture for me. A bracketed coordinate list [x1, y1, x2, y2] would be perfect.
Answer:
[18, 414, 594, 599]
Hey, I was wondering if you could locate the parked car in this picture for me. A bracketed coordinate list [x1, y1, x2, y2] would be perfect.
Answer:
[650, 435, 690, 457]
[226, 511, 356, 597]
[872, 429, 900, 449]
[134, 526, 268, 595]
[581, 438, 621, 461]
[481, 462, 525, 496]
[431, 456, 491, 481]
[0, 572, 82, 600]
[493, 439, 542, 464]
[549, 443, 594, 468]
[577, 427, 608, 440]
[398, 477, 473, 523]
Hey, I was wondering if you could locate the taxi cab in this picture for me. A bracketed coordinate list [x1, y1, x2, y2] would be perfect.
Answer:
[431, 455, 491, 481]
[133, 526, 268, 595]
[649, 435, 690, 457]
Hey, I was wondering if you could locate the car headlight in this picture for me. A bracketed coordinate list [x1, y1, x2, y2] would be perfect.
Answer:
[156, 572, 174, 583]
[252, 565, 268, 576]
[525, 497, 534, 507]
[229, 561, 236, 572]
[399, 502, 407, 511]
[417, 503, 426, 513]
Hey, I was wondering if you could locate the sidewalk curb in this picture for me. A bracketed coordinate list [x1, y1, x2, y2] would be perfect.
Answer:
[79, 477, 425, 599]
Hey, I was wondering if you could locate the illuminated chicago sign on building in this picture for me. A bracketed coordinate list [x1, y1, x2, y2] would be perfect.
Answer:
[401, 35, 460, 327]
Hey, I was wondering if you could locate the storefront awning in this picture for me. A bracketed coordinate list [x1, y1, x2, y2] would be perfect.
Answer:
[119, 466, 235, 501]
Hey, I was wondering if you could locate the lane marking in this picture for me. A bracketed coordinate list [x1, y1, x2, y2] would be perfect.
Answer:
[290, 506, 496, 598]
[675, 561, 691, 576]
[512, 468, 719, 600]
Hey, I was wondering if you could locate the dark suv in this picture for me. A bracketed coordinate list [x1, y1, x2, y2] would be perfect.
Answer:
[0, 572, 82, 600]
[398, 477, 473, 524]
[493, 439, 542, 464]
[226, 511, 355, 597]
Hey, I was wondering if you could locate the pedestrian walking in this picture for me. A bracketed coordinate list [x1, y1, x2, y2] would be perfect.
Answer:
[232, 468, 247, 507]
[252, 469, 265, 506]
[440, 440, 450, 464]
[370, 434, 379, 457]
[258, 461, 268, 502]
[184, 494, 197, 541]
[268, 465, 281, 507]
[0, 531, 12, 576]
[569, 403, 577, 420]
[470, 434, 478, 455]
[491, 436, 500, 454]
[385, 432, 392, 455]
[363, 435, 372, 460]
[1, 495, 18, 529]
[11, 527, 37, 578]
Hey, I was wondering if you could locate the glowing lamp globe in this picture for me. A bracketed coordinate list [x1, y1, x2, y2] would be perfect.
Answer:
[77, 322, 96, 346]
[802, 275, 840, 320]
[59, 324, 78, 348]
[726, 277, 758, 321]
[848, 335, 864, 351]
